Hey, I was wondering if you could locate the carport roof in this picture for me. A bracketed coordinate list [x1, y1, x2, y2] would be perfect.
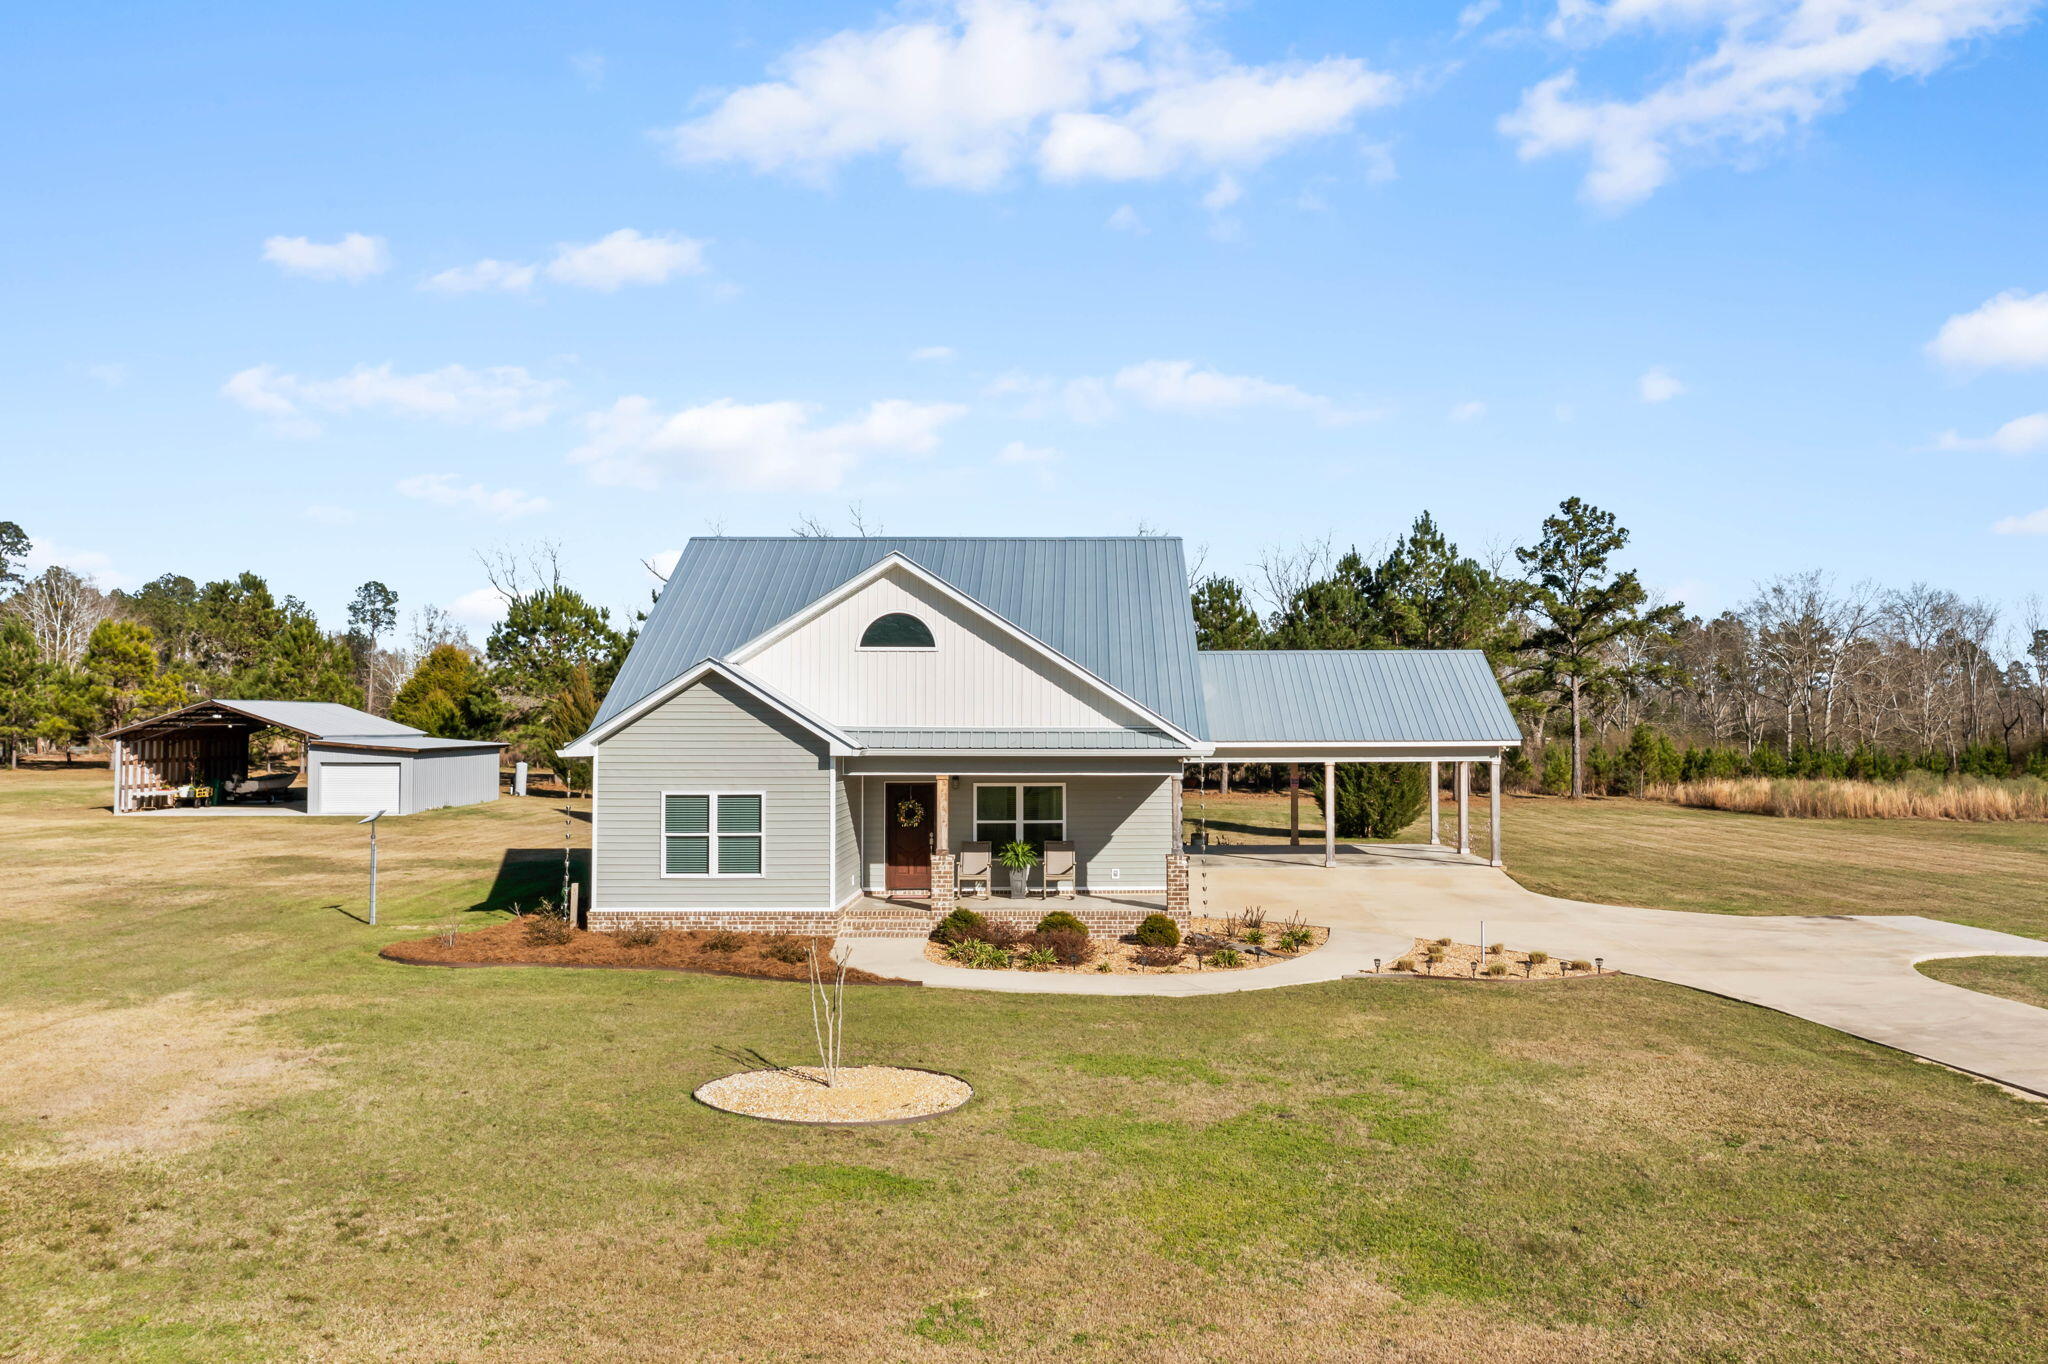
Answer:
[1199, 650, 1522, 746]
[107, 699, 428, 742]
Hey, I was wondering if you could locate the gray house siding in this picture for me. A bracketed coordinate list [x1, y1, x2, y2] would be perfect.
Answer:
[832, 767, 860, 905]
[857, 774, 1173, 892]
[593, 674, 834, 911]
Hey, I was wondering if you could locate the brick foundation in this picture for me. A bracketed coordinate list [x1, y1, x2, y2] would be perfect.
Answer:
[588, 908, 841, 935]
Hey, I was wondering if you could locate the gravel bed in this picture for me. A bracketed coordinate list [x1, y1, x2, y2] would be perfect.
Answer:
[694, 1066, 972, 1125]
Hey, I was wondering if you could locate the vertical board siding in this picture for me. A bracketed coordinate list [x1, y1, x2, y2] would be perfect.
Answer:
[409, 750, 501, 812]
[594, 675, 832, 909]
[745, 569, 1146, 730]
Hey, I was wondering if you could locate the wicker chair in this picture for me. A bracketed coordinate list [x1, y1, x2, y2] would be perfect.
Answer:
[956, 841, 993, 898]
[1041, 841, 1077, 899]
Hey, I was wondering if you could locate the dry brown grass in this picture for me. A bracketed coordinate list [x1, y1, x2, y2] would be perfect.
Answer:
[1646, 774, 2048, 821]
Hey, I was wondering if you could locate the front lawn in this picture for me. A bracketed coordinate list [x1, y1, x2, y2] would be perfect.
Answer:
[5, 767, 2046, 1362]
[1918, 956, 2048, 1010]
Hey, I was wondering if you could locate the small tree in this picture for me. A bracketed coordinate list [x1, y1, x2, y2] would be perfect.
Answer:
[0, 520, 29, 592]
[531, 665, 597, 794]
[1189, 575, 1265, 650]
[83, 619, 180, 730]
[389, 644, 502, 739]
[347, 581, 399, 710]
[1317, 763, 1427, 839]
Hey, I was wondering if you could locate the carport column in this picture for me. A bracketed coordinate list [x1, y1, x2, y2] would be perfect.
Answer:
[1488, 757, 1503, 867]
[1427, 760, 1440, 844]
[1456, 761, 1470, 857]
[931, 774, 954, 910]
[1323, 760, 1336, 867]
[1288, 764, 1301, 847]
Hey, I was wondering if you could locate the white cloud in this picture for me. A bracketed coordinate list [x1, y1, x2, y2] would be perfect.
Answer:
[1449, 400, 1488, 422]
[989, 358, 1373, 425]
[1359, 140, 1398, 183]
[448, 586, 512, 626]
[303, 504, 357, 526]
[422, 258, 538, 293]
[1458, 0, 1502, 35]
[1992, 506, 2048, 535]
[261, 233, 390, 281]
[666, 0, 1398, 190]
[86, 363, 127, 387]
[1501, 0, 2033, 208]
[995, 439, 1060, 465]
[1928, 289, 2048, 370]
[1106, 204, 1148, 233]
[571, 395, 968, 491]
[911, 345, 957, 362]
[395, 473, 549, 521]
[545, 229, 708, 291]
[1638, 365, 1686, 402]
[1934, 412, 2048, 455]
[571, 50, 606, 89]
[1201, 173, 1242, 211]
[24, 538, 133, 590]
[221, 362, 564, 435]
[647, 548, 683, 580]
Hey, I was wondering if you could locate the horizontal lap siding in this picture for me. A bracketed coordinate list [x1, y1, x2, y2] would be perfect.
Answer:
[833, 770, 860, 904]
[594, 675, 832, 909]
[931, 776, 1172, 891]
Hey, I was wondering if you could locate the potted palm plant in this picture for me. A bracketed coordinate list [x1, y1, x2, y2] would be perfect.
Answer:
[996, 840, 1039, 900]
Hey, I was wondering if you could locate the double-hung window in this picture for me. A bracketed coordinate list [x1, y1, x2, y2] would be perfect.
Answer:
[973, 784, 1064, 862]
[663, 792, 763, 876]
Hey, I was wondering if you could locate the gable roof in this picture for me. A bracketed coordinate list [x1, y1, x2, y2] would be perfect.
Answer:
[104, 698, 424, 741]
[595, 537, 1209, 737]
[1199, 650, 1522, 745]
[561, 657, 859, 758]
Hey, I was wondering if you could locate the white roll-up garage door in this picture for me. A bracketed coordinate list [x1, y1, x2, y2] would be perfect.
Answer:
[321, 762, 401, 815]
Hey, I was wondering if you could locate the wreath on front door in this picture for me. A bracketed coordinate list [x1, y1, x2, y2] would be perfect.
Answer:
[895, 796, 926, 828]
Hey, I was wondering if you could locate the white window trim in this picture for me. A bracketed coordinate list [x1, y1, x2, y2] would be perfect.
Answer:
[659, 789, 767, 879]
[970, 781, 1067, 852]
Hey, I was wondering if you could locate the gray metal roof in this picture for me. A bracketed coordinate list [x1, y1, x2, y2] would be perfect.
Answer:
[846, 728, 1189, 751]
[596, 537, 1208, 736]
[313, 734, 505, 752]
[105, 698, 424, 741]
[1199, 651, 1522, 745]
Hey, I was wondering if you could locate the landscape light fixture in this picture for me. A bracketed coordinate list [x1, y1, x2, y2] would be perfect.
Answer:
[358, 810, 386, 925]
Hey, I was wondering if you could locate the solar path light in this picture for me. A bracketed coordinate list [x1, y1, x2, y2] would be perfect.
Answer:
[358, 810, 386, 925]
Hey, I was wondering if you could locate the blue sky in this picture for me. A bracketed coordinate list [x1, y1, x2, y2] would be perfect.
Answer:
[7, 0, 2046, 640]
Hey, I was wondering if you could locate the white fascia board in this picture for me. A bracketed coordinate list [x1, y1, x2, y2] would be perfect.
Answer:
[856, 747, 1207, 759]
[722, 551, 1205, 749]
[559, 659, 861, 758]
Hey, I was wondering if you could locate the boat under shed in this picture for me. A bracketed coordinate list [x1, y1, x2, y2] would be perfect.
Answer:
[103, 699, 504, 816]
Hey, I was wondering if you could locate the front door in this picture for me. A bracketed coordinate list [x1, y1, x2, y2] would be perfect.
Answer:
[884, 782, 938, 892]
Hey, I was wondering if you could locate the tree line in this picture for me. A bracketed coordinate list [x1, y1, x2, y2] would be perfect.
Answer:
[0, 523, 625, 788]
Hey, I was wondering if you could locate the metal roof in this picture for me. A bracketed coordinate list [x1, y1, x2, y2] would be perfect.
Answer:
[313, 734, 505, 752]
[596, 537, 1208, 736]
[845, 728, 1189, 751]
[104, 698, 424, 741]
[1199, 650, 1522, 745]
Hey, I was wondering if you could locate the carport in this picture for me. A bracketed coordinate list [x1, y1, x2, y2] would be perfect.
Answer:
[104, 699, 504, 816]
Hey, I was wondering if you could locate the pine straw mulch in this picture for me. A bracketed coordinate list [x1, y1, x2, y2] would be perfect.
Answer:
[379, 918, 915, 986]
[1378, 936, 1616, 982]
[921, 915, 1329, 975]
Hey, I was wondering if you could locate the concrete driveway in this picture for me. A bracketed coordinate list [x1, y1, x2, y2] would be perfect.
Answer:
[845, 847, 2048, 1098]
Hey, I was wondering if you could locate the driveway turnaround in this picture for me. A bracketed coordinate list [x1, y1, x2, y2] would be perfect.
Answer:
[842, 849, 2048, 1098]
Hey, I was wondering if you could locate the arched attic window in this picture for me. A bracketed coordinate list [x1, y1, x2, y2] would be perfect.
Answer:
[859, 612, 936, 649]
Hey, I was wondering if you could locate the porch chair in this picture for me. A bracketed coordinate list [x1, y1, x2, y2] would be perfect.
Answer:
[956, 842, 993, 899]
[1040, 841, 1077, 899]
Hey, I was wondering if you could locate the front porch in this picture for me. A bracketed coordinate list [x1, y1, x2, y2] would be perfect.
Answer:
[840, 887, 1170, 938]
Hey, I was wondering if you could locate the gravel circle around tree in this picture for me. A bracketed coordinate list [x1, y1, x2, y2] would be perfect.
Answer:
[694, 1066, 973, 1125]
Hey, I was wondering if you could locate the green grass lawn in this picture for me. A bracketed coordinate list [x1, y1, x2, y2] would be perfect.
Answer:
[6, 766, 2048, 1362]
[1187, 786, 2048, 939]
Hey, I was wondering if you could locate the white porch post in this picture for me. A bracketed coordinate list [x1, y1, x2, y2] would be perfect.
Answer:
[1288, 763, 1301, 847]
[1456, 761, 1470, 857]
[1323, 760, 1336, 867]
[1488, 757, 1503, 867]
[1427, 759, 1440, 845]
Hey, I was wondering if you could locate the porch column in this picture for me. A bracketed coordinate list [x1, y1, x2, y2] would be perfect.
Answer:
[1428, 759, 1440, 845]
[1488, 757, 1503, 867]
[1171, 770, 1185, 852]
[1456, 761, 1470, 857]
[1288, 764, 1301, 847]
[931, 774, 954, 909]
[112, 739, 125, 814]
[1323, 760, 1336, 867]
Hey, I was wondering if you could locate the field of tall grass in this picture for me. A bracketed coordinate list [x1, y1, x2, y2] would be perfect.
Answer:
[1646, 772, 2048, 821]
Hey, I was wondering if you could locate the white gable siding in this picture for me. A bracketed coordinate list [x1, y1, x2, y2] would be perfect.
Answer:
[743, 570, 1151, 731]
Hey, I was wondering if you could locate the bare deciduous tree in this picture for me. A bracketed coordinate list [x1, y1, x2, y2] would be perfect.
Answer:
[8, 566, 111, 667]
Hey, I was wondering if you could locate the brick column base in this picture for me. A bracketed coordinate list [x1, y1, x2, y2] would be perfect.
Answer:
[930, 851, 956, 912]
[1165, 851, 1190, 925]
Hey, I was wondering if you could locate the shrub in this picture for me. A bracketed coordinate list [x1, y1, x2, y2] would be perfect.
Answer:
[1390, 957, 1414, 972]
[1566, 959, 1593, 973]
[1208, 947, 1244, 968]
[759, 936, 809, 964]
[1434, 937, 1452, 947]
[1487, 942, 1506, 956]
[1276, 927, 1314, 952]
[1026, 927, 1092, 966]
[1483, 962, 1509, 977]
[617, 925, 662, 949]
[1034, 909, 1089, 936]
[1133, 943, 1187, 969]
[1526, 950, 1550, 966]
[933, 906, 990, 944]
[522, 914, 573, 947]
[1016, 946, 1059, 970]
[1133, 913, 1181, 947]
[946, 939, 1011, 969]
[1095, 961, 1112, 972]
[982, 920, 1028, 949]
[1242, 926, 1266, 947]
[701, 930, 744, 953]
[1317, 762, 1426, 838]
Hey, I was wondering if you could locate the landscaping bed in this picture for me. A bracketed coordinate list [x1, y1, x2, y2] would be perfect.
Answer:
[695, 1066, 972, 1125]
[381, 917, 912, 985]
[922, 907, 1328, 974]
[1369, 936, 1611, 981]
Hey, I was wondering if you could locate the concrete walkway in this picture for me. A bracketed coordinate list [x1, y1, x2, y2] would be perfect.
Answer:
[842, 854, 2048, 1097]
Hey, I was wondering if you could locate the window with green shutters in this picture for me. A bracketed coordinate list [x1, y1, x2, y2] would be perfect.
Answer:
[663, 792, 764, 876]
